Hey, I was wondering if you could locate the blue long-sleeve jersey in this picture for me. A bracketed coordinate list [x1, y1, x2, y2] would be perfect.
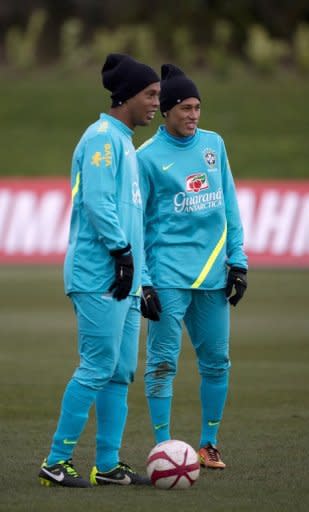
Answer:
[64, 113, 143, 295]
[137, 126, 247, 290]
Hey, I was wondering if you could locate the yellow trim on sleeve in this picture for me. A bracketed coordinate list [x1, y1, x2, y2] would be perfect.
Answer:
[134, 285, 142, 297]
[191, 223, 227, 289]
[71, 171, 80, 202]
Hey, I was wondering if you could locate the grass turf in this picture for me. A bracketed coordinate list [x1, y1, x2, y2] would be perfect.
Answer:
[0, 70, 308, 179]
[0, 267, 309, 511]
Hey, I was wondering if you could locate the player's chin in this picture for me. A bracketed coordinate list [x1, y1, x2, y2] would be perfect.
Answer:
[180, 128, 195, 137]
[138, 117, 153, 127]
[137, 120, 150, 127]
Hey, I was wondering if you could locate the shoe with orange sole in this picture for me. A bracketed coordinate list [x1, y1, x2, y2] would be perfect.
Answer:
[198, 444, 226, 469]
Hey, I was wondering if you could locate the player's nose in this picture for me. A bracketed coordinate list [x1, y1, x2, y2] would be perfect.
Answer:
[153, 95, 160, 109]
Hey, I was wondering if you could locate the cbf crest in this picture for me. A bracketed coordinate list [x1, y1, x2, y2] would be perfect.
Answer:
[204, 149, 216, 168]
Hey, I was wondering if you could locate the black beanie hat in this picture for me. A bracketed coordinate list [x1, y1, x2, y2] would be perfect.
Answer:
[102, 53, 159, 107]
[160, 64, 201, 114]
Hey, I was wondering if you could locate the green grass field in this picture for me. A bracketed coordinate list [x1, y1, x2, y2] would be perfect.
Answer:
[0, 66, 308, 510]
[0, 70, 308, 179]
[1, 267, 309, 512]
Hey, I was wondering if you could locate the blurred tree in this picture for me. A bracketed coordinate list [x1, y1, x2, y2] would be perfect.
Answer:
[207, 19, 234, 75]
[0, 0, 308, 63]
[293, 23, 309, 73]
[251, 0, 309, 39]
[5, 8, 47, 69]
[245, 24, 290, 74]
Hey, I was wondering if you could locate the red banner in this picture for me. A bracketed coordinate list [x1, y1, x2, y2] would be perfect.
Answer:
[0, 178, 71, 264]
[236, 180, 309, 267]
[0, 178, 308, 266]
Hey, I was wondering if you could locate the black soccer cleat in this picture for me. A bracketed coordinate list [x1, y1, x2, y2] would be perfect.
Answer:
[90, 462, 151, 486]
[39, 458, 91, 487]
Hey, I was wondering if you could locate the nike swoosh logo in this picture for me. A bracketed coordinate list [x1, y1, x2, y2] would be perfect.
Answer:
[154, 423, 168, 431]
[208, 420, 220, 426]
[41, 467, 65, 482]
[95, 474, 132, 485]
[162, 163, 174, 171]
[63, 439, 77, 445]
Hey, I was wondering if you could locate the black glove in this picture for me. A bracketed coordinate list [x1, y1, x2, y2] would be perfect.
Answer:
[109, 244, 134, 301]
[141, 286, 162, 321]
[225, 267, 247, 306]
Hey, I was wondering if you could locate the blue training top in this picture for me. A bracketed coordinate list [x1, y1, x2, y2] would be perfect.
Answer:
[64, 113, 143, 295]
[137, 126, 248, 290]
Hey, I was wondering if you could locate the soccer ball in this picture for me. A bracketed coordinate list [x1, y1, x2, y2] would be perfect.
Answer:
[146, 440, 200, 490]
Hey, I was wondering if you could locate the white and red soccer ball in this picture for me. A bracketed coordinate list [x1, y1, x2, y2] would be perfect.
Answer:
[146, 439, 200, 490]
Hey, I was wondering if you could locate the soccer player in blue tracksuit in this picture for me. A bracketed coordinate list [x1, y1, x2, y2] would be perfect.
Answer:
[38, 54, 160, 487]
[137, 64, 248, 469]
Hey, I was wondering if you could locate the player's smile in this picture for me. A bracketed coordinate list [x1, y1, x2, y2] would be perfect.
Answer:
[185, 119, 198, 131]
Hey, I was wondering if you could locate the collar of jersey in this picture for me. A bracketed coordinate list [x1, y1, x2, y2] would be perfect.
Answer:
[158, 125, 200, 148]
[100, 113, 134, 139]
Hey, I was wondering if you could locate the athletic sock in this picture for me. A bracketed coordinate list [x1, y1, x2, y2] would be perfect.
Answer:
[95, 382, 128, 472]
[199, 372, 229, 447]
[47, 378, 96, 465]
[147, 396, 172, 444]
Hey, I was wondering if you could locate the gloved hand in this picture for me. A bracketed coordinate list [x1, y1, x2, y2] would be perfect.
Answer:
[141, 286, 162, 321]
[109, 244, 134, 301]
[225, 267, 247, 306]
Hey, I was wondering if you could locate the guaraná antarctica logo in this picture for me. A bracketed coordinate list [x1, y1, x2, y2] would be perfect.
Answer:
[186, 173, 209, 193]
